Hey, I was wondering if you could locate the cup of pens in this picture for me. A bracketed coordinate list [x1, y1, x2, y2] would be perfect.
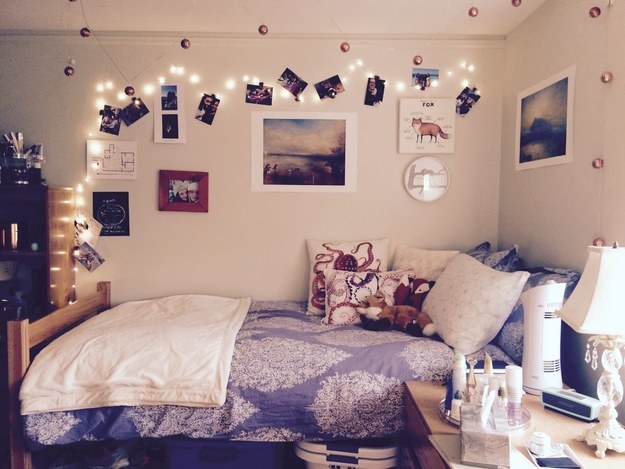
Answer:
[1, 132, 30, 184]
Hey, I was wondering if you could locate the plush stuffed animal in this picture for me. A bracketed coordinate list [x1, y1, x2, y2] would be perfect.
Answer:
[406, 278, 436, 310]
[356, 290, 436, 337]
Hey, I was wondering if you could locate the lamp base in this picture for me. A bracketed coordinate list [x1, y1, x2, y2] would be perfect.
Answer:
[579, 335, 625, 458]
[578, 408, 625, 458]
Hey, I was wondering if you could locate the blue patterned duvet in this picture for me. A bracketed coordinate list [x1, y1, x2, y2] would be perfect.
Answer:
[23, 301, 512, 449]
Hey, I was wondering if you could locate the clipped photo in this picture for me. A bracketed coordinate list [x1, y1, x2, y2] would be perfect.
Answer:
[277, 68, 308, 99]
[246, 83, 273, 106]
[364, 75, 385, 106]
[314, 75, 345, 100]
[99, 105, 122, 135]
[195, 93, 220, 125]
[121, 97, 150, 126]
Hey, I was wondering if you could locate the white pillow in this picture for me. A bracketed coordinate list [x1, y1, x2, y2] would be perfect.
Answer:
[306, 238, 390, 316]
[422, 253, 529, 354]
[392, 245, 459, 280]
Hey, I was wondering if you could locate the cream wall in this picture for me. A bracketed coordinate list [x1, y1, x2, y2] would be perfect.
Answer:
[0, 34, 504, 305]
[498, 1, 625, 416]
[499, 1, 625, 268]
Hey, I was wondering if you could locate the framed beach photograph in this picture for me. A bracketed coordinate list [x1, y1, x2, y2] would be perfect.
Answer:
[251, 111, 357, 192]
[158, 170, 208, 212]
[515, 66, 575, 170]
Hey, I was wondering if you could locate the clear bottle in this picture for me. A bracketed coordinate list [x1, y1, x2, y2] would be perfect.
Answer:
[452, 352, 467, 398]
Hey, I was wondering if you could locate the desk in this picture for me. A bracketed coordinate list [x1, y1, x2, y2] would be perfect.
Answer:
[403, 381, 625, 468]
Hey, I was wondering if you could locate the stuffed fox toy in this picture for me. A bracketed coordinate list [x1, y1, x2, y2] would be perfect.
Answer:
[356, 290, 436, 337]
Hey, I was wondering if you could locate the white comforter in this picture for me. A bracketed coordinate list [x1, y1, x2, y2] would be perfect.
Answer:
[20, 294, 251, 414]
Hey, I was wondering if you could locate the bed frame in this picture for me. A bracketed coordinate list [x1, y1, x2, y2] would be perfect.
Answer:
[6, 281, 111, 469]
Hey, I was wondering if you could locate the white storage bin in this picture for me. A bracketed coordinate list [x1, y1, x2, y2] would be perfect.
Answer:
[295, 439, 400, 469]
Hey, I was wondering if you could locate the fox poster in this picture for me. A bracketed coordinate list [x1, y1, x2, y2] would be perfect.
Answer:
[398, 98, 455, 154]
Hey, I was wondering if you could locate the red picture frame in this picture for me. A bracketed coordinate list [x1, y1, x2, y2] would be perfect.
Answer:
[158, 170, 208, 212]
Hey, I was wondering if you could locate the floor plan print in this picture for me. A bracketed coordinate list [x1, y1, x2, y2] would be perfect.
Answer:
[87, 140, 138, 179]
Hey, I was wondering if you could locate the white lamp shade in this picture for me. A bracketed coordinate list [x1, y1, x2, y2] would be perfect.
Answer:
[557, 245, 625, 336]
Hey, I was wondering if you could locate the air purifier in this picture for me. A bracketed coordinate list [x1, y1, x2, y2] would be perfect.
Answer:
[521, 281, 566, 395]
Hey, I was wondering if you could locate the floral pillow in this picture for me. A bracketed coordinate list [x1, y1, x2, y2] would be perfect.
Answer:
[323, 268, 413, 325]
[422, 253, 529, 354]
[306, 238, 390, 316]
[466, 241, 521, 272]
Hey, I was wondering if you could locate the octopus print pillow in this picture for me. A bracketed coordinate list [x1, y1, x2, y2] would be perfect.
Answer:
[306, 238, 390, 316]
[323, 268, 414, 325]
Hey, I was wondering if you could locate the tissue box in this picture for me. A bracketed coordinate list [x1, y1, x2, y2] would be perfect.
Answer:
[460, 404, 511, 468]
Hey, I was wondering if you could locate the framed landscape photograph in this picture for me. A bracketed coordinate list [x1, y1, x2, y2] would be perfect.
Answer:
[515, 66, 575, 170]
[158, 170, 208, 212]
[251, 111, 357, 192]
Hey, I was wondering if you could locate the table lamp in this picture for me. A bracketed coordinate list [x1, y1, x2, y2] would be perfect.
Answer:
[557, 243, 625, 458]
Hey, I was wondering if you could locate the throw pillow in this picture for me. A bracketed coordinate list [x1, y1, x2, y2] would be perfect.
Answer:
[422, 253, 529, 354]
[392, 244, 459, 280]
[306, 238, 389, 316]
[466, 241, 521, 272]
[323, 268, 413, 325]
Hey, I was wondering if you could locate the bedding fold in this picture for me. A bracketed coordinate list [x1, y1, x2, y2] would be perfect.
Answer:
[20, 294, 251, 414]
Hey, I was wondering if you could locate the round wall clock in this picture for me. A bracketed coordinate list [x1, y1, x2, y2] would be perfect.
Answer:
[404, 156, 450, 202]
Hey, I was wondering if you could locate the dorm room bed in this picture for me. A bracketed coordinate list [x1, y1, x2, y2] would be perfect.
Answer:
[6, 254, 581, 468]
[7, 281, 515, 468]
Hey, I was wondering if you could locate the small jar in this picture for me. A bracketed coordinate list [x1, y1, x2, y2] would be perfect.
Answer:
[528, 431, 551, 456]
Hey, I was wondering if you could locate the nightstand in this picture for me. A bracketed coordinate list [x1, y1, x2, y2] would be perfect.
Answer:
[403, 381, 625, 468]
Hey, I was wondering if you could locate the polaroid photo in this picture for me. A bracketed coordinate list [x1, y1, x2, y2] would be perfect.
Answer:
[314, 75, 345, 100]
[411, 68, 440, 91]
[75, 241, 105, 272]
[246, 83, 273, 106]
[99, 105, 122, 136]
[121, 97, 150, 126]
[277, 68, 308, 99]
[160, 84, 179, 111]
[364, 75, 385, 106]
[195, 93, 220, 125]
[161, 114, 180, 139]
[456, 86, 481, 116]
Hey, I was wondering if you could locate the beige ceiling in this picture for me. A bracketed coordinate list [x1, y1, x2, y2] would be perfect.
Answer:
[0, 0, 549, 38]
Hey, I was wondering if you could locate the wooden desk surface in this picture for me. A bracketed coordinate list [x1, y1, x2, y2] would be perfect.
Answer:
[405, 381, 625, 468]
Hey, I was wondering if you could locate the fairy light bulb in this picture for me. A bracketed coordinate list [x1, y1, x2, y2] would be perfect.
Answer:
[413, 55, 423, 65]
[589, 7, 601, 18]
[468, 7, 479, 17]
[511, 0, 522, 7]
[258, 24, 269, 35]
[340, 41, 350, 52]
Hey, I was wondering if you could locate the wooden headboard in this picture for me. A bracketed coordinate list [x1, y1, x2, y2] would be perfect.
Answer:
[6, 281, 111, 469]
